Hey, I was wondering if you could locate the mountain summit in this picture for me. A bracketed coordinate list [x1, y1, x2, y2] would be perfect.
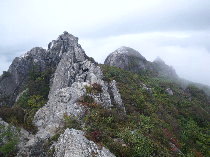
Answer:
[104, 46, 151, 73]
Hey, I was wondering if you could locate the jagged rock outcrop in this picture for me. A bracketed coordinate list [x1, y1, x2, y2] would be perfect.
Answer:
[0, 31, 81, 106]
[104, 47, 178, 80]
[16, 32, 122, 157]
[109, 80, 125, 112]
[33, 32, 117, 137]
[0, 47, 48, 106]
[54, 128, 115, 157]
[0, 37, 71, 106]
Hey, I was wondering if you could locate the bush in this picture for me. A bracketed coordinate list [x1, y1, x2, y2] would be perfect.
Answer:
[63, 114, 81, 130]
[0, 106, 25, 126]
[0, 124, 19, 156]
[78, 95, 98, 108]
[85, 83, 102, 94]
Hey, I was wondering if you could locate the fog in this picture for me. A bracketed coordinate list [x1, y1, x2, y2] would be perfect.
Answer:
[0, 0, 210, 85]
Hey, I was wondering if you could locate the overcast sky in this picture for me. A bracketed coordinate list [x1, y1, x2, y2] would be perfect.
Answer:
[0, 0, 210, 86]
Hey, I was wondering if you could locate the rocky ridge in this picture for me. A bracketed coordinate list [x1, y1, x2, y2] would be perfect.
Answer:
[15, 32, 123, 157]
[0, 33, 179, 157]
[0, 33, 71, 106]
[1, 31, 209, 157]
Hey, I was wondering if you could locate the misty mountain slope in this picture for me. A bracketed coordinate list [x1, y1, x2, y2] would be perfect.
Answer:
[0, 32, 209, 157]
[99, 65, 209, 156]
[104, 46, 178, 80]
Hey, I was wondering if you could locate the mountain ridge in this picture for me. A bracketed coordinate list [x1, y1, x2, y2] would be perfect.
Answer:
[0, 31, 209, 157]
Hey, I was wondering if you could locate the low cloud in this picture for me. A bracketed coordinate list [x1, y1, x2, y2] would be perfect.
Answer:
[81, 31, 210, 86]
[0, 0, 209, 85]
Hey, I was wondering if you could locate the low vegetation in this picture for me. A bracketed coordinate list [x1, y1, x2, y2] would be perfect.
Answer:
[93, 65, 209, 157]
[0, 124, 19, 156]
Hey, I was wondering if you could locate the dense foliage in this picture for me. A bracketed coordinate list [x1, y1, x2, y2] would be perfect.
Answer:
[83, 65, 209, 157]
[0, 124, 19, 156]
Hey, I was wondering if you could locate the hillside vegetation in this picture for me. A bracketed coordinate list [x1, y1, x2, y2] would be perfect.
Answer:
[87, 65, 209, 157]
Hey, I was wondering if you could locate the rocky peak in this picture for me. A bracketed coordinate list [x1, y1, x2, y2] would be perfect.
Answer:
[114, 46, 146, 59]
[48, 31, 79, 54]
[0, 47, 50, 106]
[104, 46, 149, 73]
[0, 32, 84, 107]
[14, 32, 123, 156]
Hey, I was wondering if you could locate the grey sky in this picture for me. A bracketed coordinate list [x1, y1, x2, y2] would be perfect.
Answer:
[0, 0, 210, 85]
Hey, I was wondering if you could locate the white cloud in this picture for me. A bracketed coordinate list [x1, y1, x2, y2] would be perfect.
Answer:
[0, 0, 209, 86]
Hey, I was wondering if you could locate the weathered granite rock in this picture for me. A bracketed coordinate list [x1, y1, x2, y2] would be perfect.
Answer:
[109, 80, 125, 112]
[53, 128, 115, 157]
[33, 32, 117, 137]
[0, 44, 67, 107]
[0, 32, 80, 107]
[34, 83, 87, 134]
[17, 32, 124, 157]
[0, 47, 48, 106]
[166, 88, 174, 96]
[104, 46, 152, 73]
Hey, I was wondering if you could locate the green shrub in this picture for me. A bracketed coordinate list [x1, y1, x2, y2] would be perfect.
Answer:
[85, 83, 102, 94]
[118, 129, 156, 157]
[63, 114, 81, 130]
[78, 95, 99, 108]
[0, 124, 19, 156]
[0, 106, 25, 126]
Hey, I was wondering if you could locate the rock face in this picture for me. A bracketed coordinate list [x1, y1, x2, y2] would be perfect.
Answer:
[0, 47, 47, 106]
[104, 47, 178, 79]
[0, 33, 72, 106]
[15, 32, 122, 157]
[33, 32, 119, 136]
[54, 128, 115, 157]
[104, 46, 152, 73]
